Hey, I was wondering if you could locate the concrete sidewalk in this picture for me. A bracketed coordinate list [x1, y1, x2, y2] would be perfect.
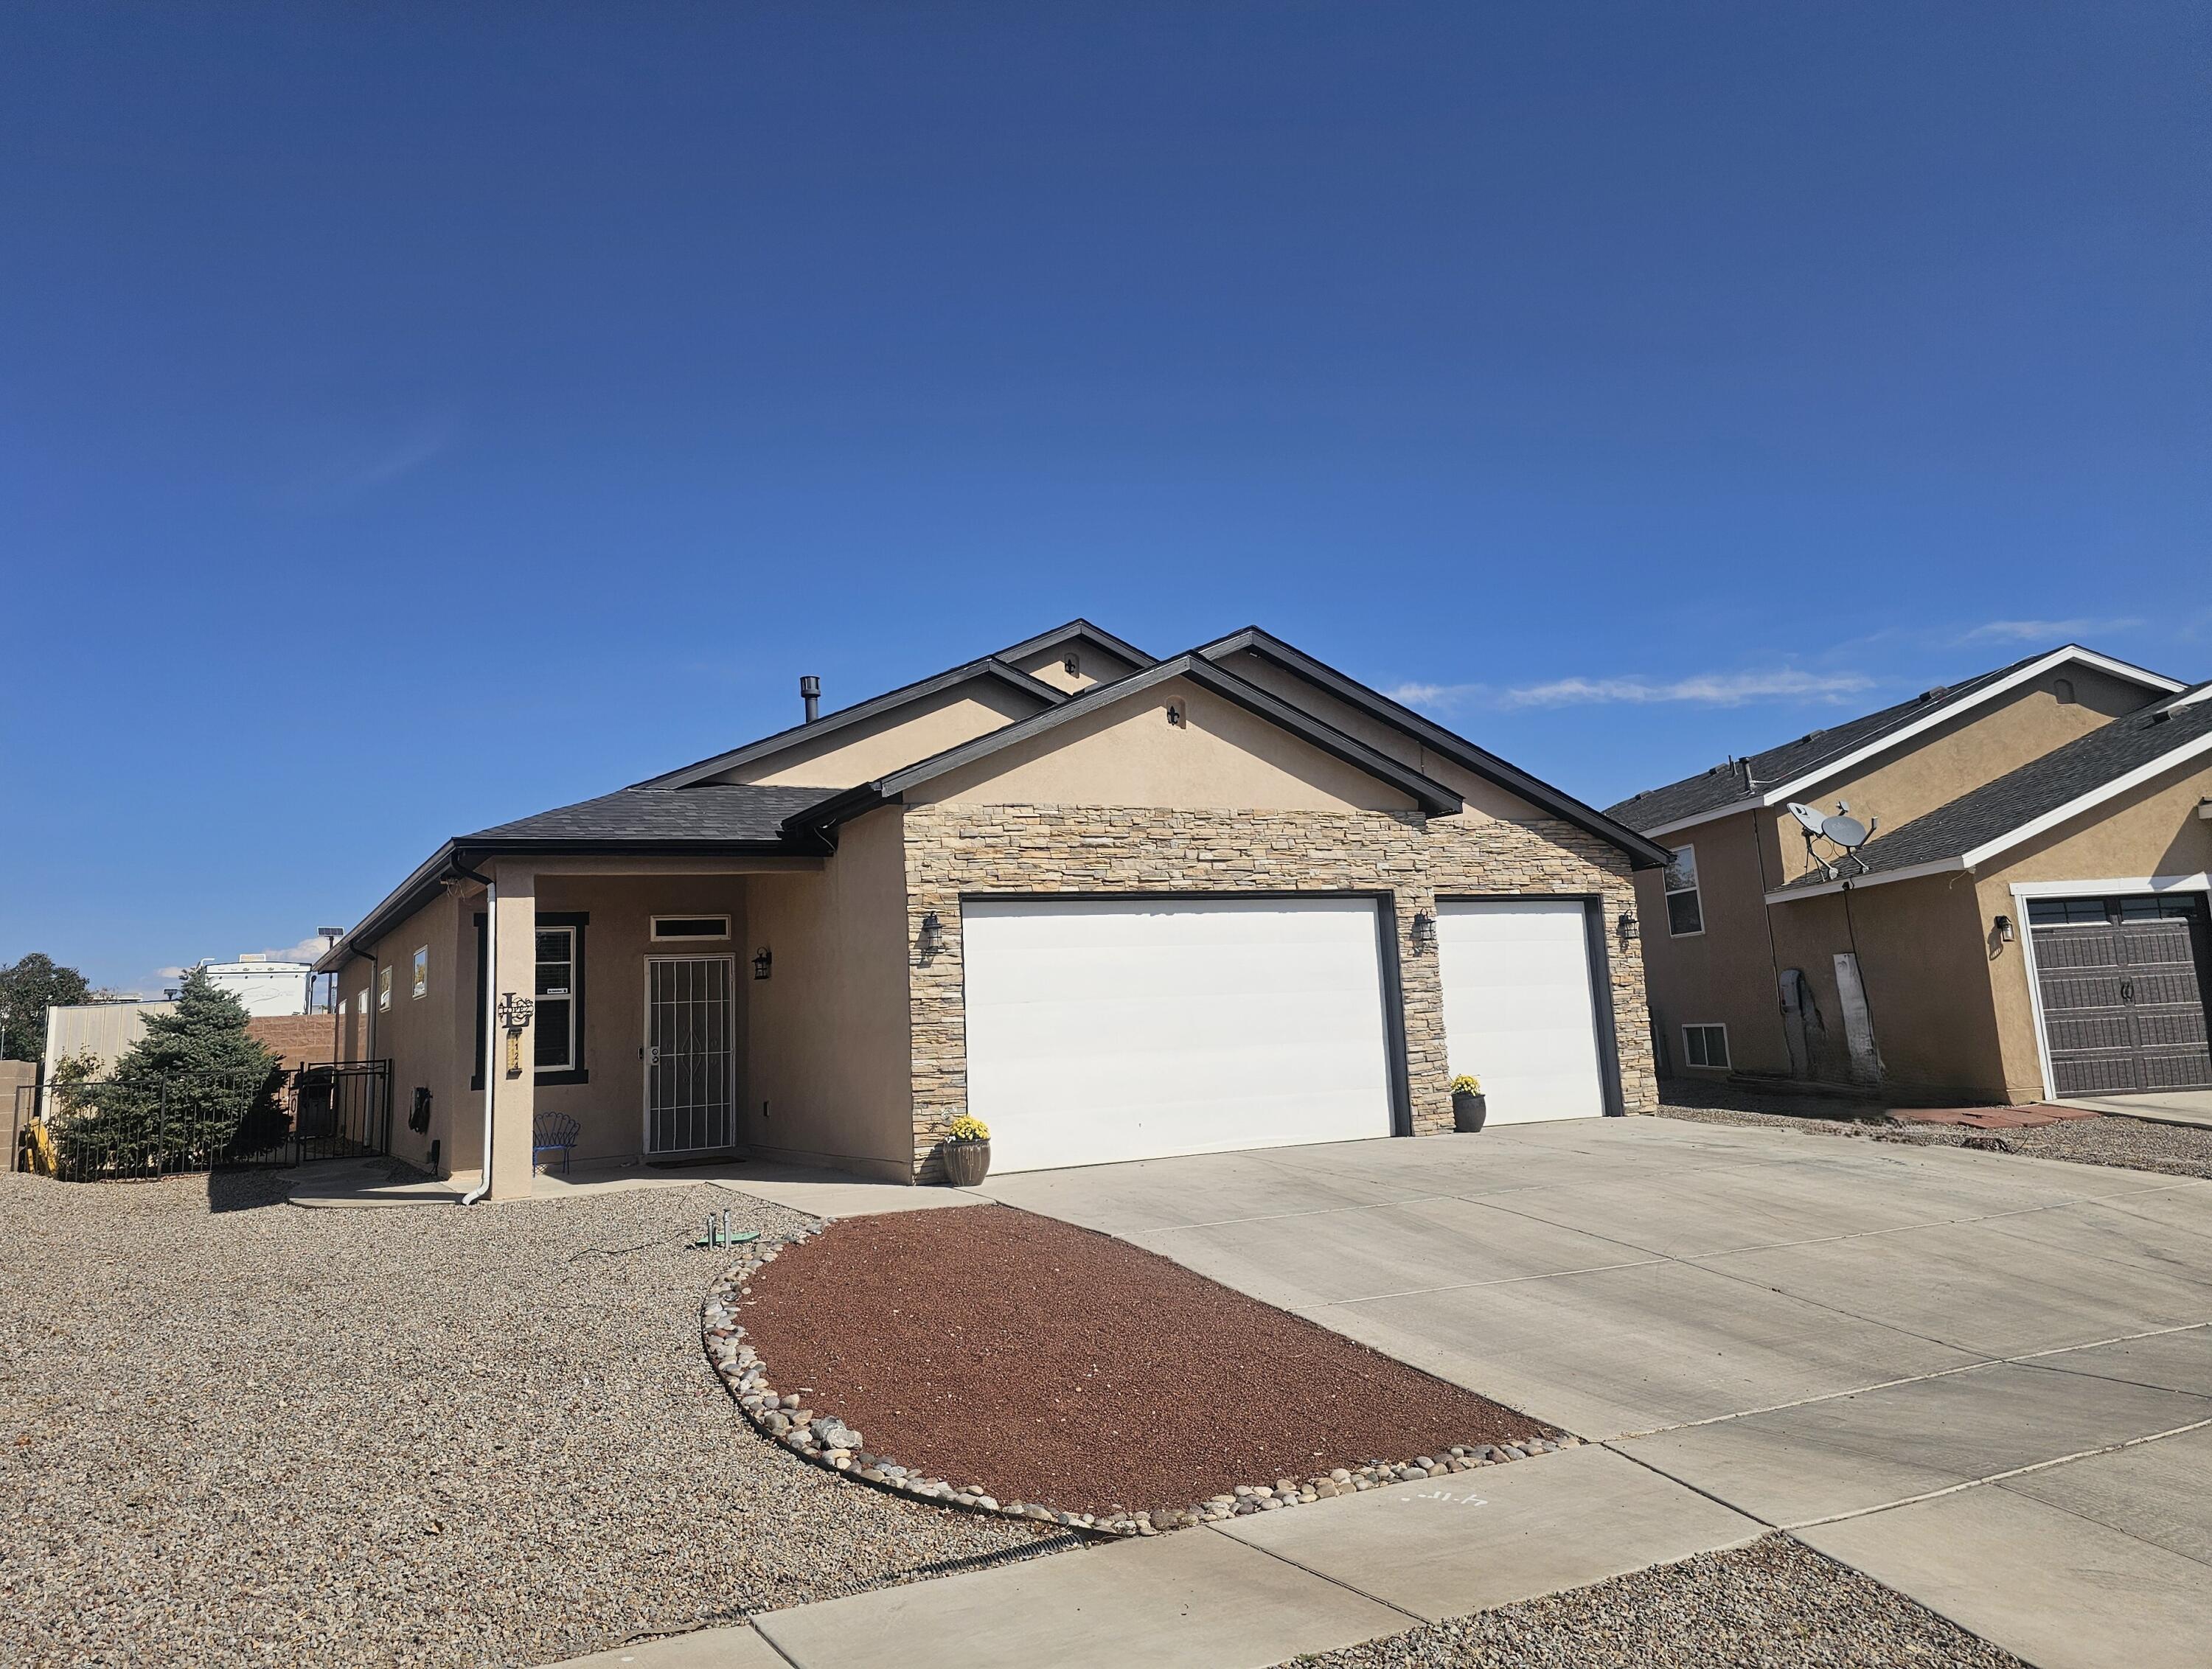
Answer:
[549, 1446, 1761, 1669]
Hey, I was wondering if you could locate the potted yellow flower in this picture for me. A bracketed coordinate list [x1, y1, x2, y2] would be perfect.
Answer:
[941, 1113, 992, 1185]
[1450, 1074, 1487, 1133]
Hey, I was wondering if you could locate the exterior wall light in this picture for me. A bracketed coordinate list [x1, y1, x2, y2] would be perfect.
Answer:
[1618, 911, 1639, 944]
[1995, 913, 2016, 944]
[752, 947, 773, 981]
[1410, 910, 1437, 951]
[917, 911, 945, 958]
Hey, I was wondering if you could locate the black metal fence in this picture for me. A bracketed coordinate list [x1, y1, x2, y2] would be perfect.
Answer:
[10, 1061, 392, 1182]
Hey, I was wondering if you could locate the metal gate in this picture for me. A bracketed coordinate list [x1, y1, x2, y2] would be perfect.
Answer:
[644, 955, 735, 1155]
[2031, 895, 2212, 1096]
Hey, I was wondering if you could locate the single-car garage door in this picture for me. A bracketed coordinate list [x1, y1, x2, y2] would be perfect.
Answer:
[1436, 899, 1609, 1123]
[961, 896, 1397, 1173]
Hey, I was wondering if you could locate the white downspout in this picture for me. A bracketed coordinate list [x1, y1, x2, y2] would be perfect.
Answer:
[462, 874, 498, 1205]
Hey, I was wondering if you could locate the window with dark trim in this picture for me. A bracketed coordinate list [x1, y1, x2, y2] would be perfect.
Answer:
[475, 911, 588, 1089]
[1664, 846, 1704, 937]
[650, 915, 731, 941]
[1682, 1022, 1730, 1069]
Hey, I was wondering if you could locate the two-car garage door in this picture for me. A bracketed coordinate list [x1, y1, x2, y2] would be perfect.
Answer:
[961, 894, 1612, 1174]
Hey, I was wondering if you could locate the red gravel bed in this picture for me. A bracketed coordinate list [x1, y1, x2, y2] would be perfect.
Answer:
[737, 1203, 1556, 1516]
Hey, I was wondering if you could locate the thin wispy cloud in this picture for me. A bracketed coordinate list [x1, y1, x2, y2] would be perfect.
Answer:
[1960, 616, 2142, 644]
[285, 417, 455, 505]
[1389, 669, 1873, 714]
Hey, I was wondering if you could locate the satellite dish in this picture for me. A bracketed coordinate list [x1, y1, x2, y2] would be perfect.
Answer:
[1787, 802, 1827, 837]
[1822, 814, 1869, 849]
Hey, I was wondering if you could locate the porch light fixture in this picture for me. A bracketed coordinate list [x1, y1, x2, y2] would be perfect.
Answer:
[1618, 911, 1639, 944]
[752, 947, 773, 981]
[1995, 913, 2016, 944]
[1410, 910, 1436, 951]
[917, 911, 945, 958]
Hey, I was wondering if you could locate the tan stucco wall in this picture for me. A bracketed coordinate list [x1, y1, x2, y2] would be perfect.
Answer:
[742, 805, 915, 1180]
[1768, 666, 2154, 883]
[1975, 756, 2212, 1100]
[1213, 649, 1547, 822]
[915, 676, 1421, 813]
[1005, 643, 1143, 693]
[344, 884, 470, 1176]
[1633, 808, 1793, 1077]
[717, 677, 1046, 789]
[902, 803, 1654, 1180]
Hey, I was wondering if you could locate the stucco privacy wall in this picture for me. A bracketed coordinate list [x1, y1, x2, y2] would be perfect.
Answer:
[902, 803, 1654, 1180]
[744, 804, 915, 1180]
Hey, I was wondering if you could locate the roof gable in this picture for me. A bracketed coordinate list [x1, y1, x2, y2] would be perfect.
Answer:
[1194, 627, 1672, 868]
[636, 657, 1065, 790]
[1608, 646, 2186, 837]
[787, 653, 1463, 835]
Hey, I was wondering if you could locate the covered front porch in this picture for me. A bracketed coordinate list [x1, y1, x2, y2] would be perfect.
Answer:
[447, 838, 919, 1200]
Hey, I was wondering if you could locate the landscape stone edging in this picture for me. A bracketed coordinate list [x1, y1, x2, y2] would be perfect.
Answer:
[700, 1228, 1577, 1538]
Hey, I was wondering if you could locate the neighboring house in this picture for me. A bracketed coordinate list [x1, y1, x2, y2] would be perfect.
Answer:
[1607, 647, 2212, 1106]
[198, 955, 315, 1017]
[315, 621, 1669, 1197]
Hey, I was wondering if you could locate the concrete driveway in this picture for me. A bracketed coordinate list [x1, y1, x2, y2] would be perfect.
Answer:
[978, 1117, 2212, 1669]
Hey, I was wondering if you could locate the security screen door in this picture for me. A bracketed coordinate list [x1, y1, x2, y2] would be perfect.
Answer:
[644, 955, 736, 1154]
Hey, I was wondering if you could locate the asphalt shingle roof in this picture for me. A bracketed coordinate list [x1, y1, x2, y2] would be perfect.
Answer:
[1774, 694, 2212, 891]
[464, 784, 838, 844]
[1604, 654, 2045, 832]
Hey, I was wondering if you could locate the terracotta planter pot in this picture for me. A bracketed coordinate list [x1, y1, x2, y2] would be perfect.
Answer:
[942, 1139, 991, 1187]
[1452, 1092, 1488, 1134]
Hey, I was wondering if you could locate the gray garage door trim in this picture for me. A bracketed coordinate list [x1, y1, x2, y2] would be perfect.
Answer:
[2028, 892, 2212, 1097]
[1434, 892, 1627, 1119]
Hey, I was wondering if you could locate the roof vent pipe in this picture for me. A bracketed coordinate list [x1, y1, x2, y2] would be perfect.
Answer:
[800, 675, 821, 723]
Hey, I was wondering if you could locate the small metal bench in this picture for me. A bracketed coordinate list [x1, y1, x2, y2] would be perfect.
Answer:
[532, 1111, 580, 1175]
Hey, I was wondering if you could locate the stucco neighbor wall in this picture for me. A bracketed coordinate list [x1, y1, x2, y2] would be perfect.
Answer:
[742, 805, 915, 1180]
[1974, 757, 2212, 1101]
[900, 803, 1654, 1180]
[1632, 807, 1792, 1079]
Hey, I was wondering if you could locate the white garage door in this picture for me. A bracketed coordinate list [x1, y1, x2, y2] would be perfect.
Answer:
[1437, 899, 1607, 1124]
[961, 897, 1396, 1173]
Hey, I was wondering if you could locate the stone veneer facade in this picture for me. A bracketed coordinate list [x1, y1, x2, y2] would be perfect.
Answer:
[901, 803, 1658, 1180]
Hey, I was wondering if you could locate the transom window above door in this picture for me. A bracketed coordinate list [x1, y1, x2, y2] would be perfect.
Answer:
[651, 915, 731, 941]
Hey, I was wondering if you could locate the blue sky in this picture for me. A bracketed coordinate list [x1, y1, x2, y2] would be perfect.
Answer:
[4, 3, 2207, 994]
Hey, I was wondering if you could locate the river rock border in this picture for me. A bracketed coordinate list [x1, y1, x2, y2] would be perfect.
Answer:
[700, 1228, 1578, 1538]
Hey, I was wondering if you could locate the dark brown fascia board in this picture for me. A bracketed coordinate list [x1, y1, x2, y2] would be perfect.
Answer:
[632, 657, 1068, 790]
[1194, 627, 1674, 870]
[785, 652, 1464, 840]
[990, 619, 1158, 673]
[313, 832, 821, 971]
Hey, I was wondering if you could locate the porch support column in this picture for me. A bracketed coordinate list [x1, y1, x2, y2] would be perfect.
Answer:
[487, 864, 538, 1200]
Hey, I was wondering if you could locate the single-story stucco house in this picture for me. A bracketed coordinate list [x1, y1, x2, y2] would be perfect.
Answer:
[315, 621, 1669, 1197]
[1608, 645, 2212, 1107]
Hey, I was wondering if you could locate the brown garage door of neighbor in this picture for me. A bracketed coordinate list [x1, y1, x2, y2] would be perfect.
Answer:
[2030, 894, 2212, 1096]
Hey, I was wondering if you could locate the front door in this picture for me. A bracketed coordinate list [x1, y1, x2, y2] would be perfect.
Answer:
[644, 955, 736, 1155]
[2031, 894, 2212, 1096]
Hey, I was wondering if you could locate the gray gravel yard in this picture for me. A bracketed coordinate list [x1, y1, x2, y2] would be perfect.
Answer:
[0, 1167, 1064, 1668]
[1281, 1535, 2023, 1668]
[1658, 1082, 2212, 1179]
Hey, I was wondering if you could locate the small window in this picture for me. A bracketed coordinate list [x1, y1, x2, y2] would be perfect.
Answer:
[535, 927, 577, 1071]
[1682, 1023, 1731, 1069]
[411, 946, 428, 1000]
[357, 988, 369, 1016]
[651, 915, 731, 941]
[378, 966, 392, 1011]
[1664, 846, 1704, 937]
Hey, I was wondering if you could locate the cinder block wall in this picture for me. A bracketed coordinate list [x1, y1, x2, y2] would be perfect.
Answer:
[902, 804, 1655, 1179]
